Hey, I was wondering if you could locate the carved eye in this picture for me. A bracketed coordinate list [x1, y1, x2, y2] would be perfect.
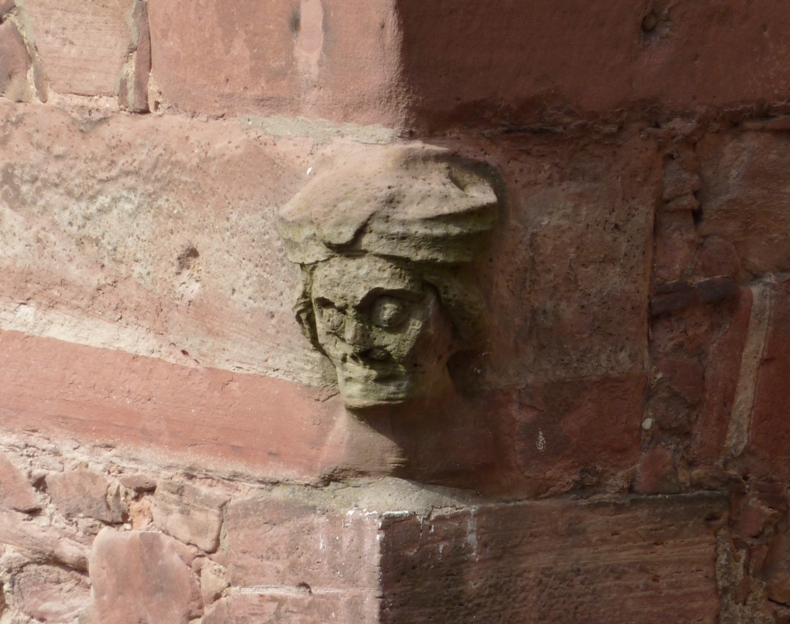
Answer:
[316, 301, 344, 332]
[370, 296, 408, 329]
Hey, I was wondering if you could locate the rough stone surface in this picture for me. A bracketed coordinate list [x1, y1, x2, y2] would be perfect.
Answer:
[86, 528, 202, 624]
[397, 1, 790, 129]
[217, 493, 380, 591]
[380, 495, 726, 623]
[152, 480, 229, 552]
[0, 451, 37, 511]
[0, 21, 30, 102]
[0, 329, 347, 482]
[148, 0, 404, 125]
[697, 133, 790, 276]
[12, 564, 90, 623]
[24, 0, 133, 96]
[0, 508, 89, 570]
[46, 469, 121, 523]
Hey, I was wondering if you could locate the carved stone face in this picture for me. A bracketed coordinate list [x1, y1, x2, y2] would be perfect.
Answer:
[310, 255, 454, 408]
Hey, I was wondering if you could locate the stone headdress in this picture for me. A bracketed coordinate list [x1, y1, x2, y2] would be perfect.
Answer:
[278, 144, 500, 350]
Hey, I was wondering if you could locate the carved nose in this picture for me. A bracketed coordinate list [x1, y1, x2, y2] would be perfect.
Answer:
[343, 317, 368, 347]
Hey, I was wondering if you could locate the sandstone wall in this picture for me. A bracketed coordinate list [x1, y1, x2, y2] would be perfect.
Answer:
[1, 0, 790, 622]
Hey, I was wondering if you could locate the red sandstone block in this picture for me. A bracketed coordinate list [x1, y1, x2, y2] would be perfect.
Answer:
[152, 480, 229, 553]
[497, 374, 644, 494]
[397, 0, 790, 128]
[148, 0, 403, 125]
[379, 494, 726, 624]
[205, 592, 377, 624]
[662, 160, 701, 203]
[652, 211, 699, 285]
[24, 0, 133, 96]
[747, 279, 790, 476]
[698, 133, 790, 275]
[46, 468, 123, 523]
[0, 329, 343, 482]
[633, 446, 681, 494]
[216, 494, 380, 591]
[0, 450, 38, 512]
[682, 287, 751, 464]
[86, 528, 203, 624]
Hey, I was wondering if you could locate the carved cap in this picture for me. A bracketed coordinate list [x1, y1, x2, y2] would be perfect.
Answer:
[278, 144, 499, 265]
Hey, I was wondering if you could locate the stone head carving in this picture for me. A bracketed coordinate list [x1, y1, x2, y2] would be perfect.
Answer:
[278, 145, 499, 409]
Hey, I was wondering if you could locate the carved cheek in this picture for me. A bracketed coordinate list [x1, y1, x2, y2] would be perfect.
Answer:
[377, 317, 428, 360]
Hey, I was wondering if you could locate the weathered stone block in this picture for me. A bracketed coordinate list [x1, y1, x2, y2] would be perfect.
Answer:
[633, 446, 681, 494]
[148, 0, 403, 125]
[698, 133, 790, 275]
[746, 278, 790, 477]
[398, 0, 790, 128]
[217, 494, 380, 591]
[46, 469, 122, 523]
[0, 509, 89, 570]
[0, 450, 37, 511]
[152, 480, 229, 553]
[0, 329, 347, 483]
[86, 528, 202, 624]
[0, 21, 30, 102]
[12, 563, 90, 623]
[379, 494, 726, 624]
[24, 0, 133, 96]
[499, 374, 644, 495]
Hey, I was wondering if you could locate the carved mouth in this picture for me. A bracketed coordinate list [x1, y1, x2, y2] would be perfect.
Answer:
[337, 358, 406, 384]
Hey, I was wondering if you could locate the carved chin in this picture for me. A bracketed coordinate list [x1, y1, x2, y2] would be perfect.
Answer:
[335, 363, 415, 408]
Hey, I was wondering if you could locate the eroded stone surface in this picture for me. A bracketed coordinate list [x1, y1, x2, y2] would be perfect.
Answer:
[148, 0, 404, 125]
[24, 0, 133, 96]
[217, 493, 380, 592]
[380, 494, 726, 624]
[46, 469, 121, 523]
[152, 480, 229, 552]
[86, 528, 202, 624]
[13, 564, 90, 623]
[0, 451, 37, 512]
[0, 21, 30, 102]
[0, 509, 89, 570]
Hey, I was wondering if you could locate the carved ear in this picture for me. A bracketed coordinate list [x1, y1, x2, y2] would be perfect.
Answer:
[293, 266, 323, 352]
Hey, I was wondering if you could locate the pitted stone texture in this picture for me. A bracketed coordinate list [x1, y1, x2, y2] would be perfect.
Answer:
[0, 451, 37, 512]
[46, 469, 121, 523]
[24, 0, 133, 96]
[12, 564, 90, 623]
[86, 528, 202, 624]
[0, 21, 30, 102]
[379, 494, 726, 624]
[483, 135, 658, 388]
[152, 480, 229, 553]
